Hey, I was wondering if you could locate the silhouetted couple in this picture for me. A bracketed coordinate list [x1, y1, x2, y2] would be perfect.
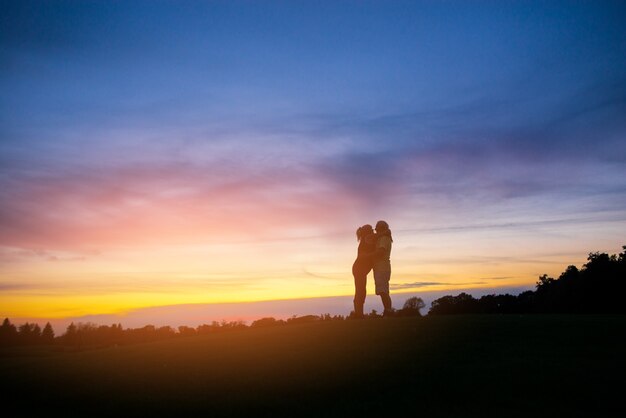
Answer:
[352, 220, 393, 318]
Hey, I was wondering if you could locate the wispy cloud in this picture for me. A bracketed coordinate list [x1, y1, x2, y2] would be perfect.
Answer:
[390, 281, 487, 290]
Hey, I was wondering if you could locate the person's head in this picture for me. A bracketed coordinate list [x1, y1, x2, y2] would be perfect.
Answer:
[375, 220, 389, 233]
[375, 220, 393, 241]
[356, 224, 374, 241]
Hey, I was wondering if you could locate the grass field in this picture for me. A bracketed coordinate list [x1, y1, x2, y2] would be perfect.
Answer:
[1, 315, 624, 417]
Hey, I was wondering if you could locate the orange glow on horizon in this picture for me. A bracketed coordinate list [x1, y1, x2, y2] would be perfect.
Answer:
[0, 236, 574, 319]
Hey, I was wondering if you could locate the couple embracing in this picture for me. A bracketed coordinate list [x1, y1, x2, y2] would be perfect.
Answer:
[352, 220, 393, 318]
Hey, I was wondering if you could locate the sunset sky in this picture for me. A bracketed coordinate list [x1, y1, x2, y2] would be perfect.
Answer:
[1, 1, 625, 324]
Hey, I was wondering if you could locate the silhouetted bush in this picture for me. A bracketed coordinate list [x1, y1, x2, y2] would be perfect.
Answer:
[396, 297, 425, 317]
[366, 310, 381, 318]
[320, 313, 345, 321]
[286, 315, 320, 324]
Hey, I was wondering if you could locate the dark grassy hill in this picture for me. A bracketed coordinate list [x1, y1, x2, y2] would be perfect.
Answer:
[1, 315, 624, 417]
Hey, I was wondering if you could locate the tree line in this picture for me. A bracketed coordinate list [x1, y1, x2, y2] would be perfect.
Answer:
[0, 313, 360, 348]
[0, 303, 424, 348]
[429, 246, 626, 315]
[2, 245, 622, 348]
[0, 320, 56, 346]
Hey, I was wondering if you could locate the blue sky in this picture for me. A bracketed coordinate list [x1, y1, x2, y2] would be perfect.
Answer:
[3, 1, 624, 200]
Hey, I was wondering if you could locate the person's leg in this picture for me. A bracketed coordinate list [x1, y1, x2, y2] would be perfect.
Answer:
[353, 272, 367, 317]
[380, 292, 392, 313]
[374, 269, 392, 315]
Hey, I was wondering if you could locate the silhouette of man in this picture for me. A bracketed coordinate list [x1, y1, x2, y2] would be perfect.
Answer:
[373, 220, 393, 316]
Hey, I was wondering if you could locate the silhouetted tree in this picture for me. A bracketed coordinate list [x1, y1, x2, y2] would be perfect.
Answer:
[219, 320, 247, 331]
[178, 326, 196, 337]
[156, 326, 176, 339]
[32, 324, 42, 343]
[251, 317, 284, 327]
[41, 322, 55, 344]
[475, 294, 522, 314]
[404, 297, 425, 311]
[72, 322, 100, 346]
[197, 321, 222, 335]
[110, 323, 124, 344]
[397, 297, 425, 316]
[430, 293, 478, 315]
[581, 249, 626, 313]
[429, 245, 625, 315]
[0, 318, 18, 346]
[64, 322, 78, 346]
[17, 323, 41, 345]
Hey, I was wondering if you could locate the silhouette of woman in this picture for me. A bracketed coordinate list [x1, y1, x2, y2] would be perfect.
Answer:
[352, 224, 376, 318]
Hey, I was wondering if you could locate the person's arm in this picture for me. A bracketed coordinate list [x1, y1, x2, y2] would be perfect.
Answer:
[362, 247, 384, 259]
[363, 237, 386, 259]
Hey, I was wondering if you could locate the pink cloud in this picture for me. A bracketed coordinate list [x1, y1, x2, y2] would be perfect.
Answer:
[0, 160, 370, 252]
